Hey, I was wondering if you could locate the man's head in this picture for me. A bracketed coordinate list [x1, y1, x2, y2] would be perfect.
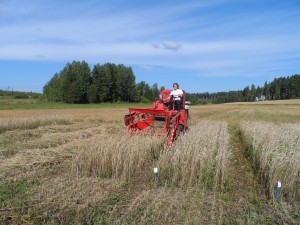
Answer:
[173, 83, 179, 90]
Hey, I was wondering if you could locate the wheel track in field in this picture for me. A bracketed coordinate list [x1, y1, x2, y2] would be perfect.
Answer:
[221, 122, 267, 221]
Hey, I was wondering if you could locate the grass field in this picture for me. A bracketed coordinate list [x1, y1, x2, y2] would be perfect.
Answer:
[0, 98, 150, 110]
[0, 100, 299, 224]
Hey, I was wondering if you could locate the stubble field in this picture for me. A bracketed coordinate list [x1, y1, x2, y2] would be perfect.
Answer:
[0, 100, 300, 224]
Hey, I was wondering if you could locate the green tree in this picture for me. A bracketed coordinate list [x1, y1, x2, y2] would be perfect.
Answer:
[43, 73, 63, 102]
[60, 61, 91, 103]
[151, 83, 159, 100]
[136, 81, 147, 96]
[242, 86, 250, 101]
[116, 65, 137, 102]
[290, 74, 300, 97]
[250, 84, 256, 101]
[102, 63, 118, 102]
[274, 78, 281, 100]
[87, 83, 97, 103]
[263, 81, 270, 100]
[144, 83, 152, 101]
[280, 77, 288, 99]
[92, 64, 105, 102]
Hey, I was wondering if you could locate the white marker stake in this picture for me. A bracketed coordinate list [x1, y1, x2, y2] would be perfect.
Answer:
[275, 180, 281, 201]
[153, 167, 158, 185]
[277, 181, 281, 188]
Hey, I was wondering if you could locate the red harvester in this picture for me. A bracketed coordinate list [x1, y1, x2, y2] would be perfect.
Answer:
[124, 89, 190, 148]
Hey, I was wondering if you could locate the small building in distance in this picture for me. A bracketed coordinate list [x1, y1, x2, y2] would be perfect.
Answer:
[254, 95, 266, 101]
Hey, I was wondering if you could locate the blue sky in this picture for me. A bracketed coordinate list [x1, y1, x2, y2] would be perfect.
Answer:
[0, 0, 300, 93]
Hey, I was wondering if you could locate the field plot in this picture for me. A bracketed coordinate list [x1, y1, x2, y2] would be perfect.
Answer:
[158, 121, 230, 190]
[241, 122, 300, 201]
[0, 109, 231, 224]
[1, 100, 300, 224]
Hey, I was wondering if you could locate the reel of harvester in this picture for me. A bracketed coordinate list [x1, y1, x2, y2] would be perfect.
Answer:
[124, 89, 190, 148]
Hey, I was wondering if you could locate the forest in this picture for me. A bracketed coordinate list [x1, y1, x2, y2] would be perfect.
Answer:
[43, 61, 300, 104]
[43, 61, 163, 103]
[187, 74, 300, 104]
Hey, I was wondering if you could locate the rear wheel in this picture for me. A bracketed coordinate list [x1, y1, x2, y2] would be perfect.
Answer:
[175, 124, 184, 140]
[124, 115, 130, 126]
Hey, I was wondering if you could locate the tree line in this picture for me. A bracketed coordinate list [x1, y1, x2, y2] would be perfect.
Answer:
[43, 61, 165, 103]
[187, 74, 300, 104]
[0, 89, 42, 99]
[44, 61, 300, 104]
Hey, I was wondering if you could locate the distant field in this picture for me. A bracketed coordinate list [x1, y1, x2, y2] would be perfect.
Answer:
[0, 98, 42, 105]
[0, 99, 299, 224]
[0, 98, 150, 110]
[192, 99, 300, 124]
[226, 99, 300, 105]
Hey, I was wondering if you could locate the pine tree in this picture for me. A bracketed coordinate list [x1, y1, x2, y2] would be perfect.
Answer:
[151, 83, 159, 100]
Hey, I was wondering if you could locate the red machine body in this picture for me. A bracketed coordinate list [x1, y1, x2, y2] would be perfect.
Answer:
[124, 89, 189, 148]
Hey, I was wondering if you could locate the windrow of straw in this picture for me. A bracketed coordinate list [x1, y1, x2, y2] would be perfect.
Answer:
[240, 122, 300, 201]
[73, 135, 165, 181]
[0, 115, 70, 134]
[158, 121, 230, 189]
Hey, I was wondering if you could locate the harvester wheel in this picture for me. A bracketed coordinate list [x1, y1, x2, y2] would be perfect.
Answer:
[124, 115, 130, 126]
[175, 124, 184, 140]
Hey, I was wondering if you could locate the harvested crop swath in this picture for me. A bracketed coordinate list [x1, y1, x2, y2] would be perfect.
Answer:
[158, 121, 230, 189]
[0, 116, 70, 134]
[240, 122, 300, 201]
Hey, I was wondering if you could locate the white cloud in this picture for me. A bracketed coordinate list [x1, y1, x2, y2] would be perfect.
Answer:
[139, 65, 154, 71]
[151, 43, 160, 49]
[162, 40, 181, 51]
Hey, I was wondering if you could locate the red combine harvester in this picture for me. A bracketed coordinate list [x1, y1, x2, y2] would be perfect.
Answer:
[124, 89, 190, 148]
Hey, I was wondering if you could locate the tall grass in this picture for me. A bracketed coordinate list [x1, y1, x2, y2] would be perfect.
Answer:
[240, 122, 300, 201]
[73, 121, 231, 190]
[73, 135, 165, 181]
[158, 121, 230, 189]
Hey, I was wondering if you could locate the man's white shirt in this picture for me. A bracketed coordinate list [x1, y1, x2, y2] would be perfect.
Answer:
[170, 89, 183, 100]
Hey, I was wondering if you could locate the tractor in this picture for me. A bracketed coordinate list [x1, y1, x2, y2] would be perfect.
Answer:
[124, 89, 190, 148]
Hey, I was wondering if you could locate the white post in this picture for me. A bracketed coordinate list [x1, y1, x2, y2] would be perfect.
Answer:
[153, 167, 158, 185]
[275, 180, 281, 201]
